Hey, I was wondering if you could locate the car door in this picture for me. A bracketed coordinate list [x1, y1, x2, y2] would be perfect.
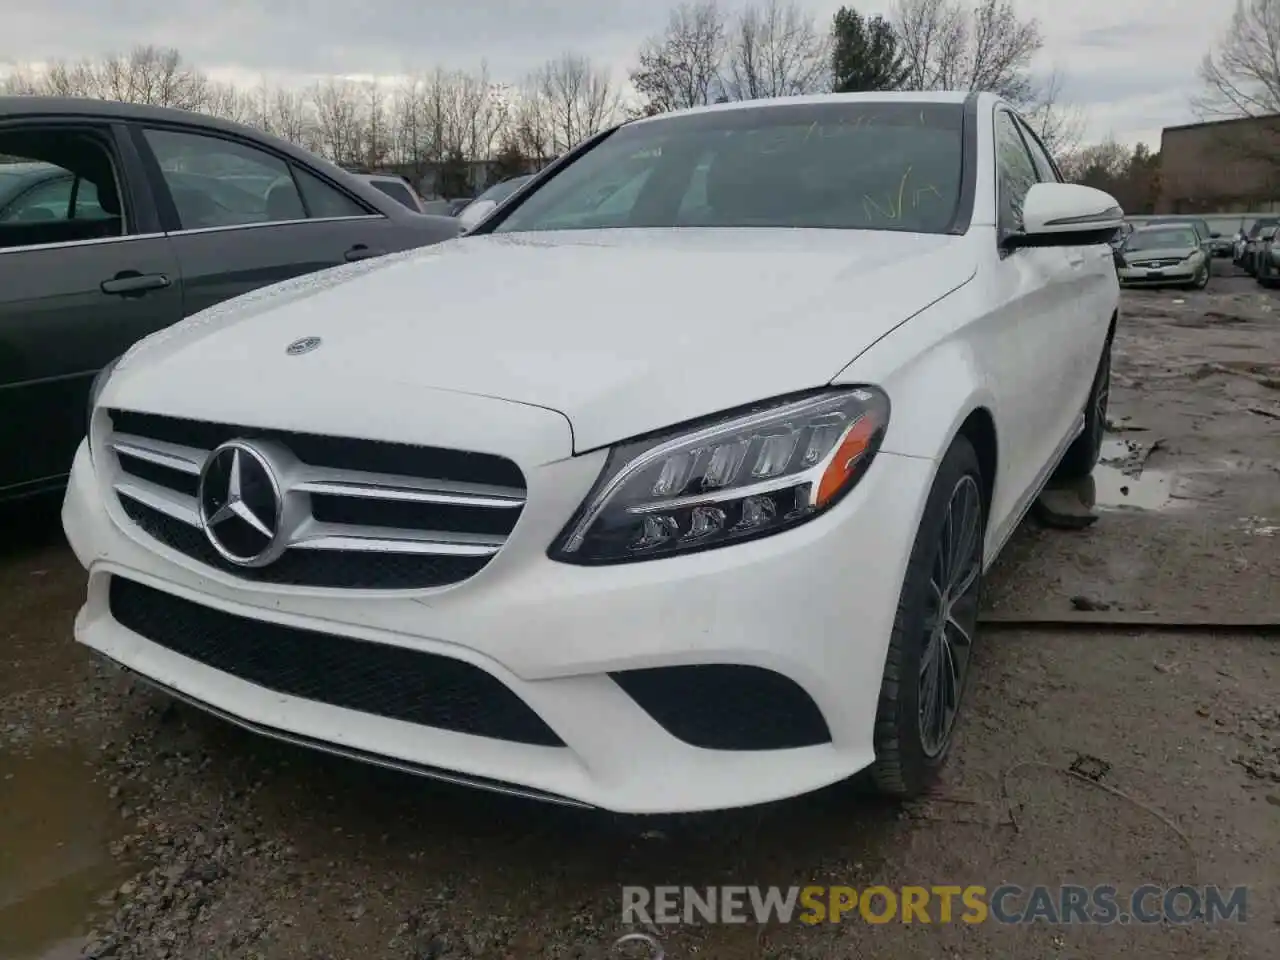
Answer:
[131, 124, 405, 318]
[0, 119, 183, 500]
[1013, 114, 1113, 418]
[980, 109, 1080, 517]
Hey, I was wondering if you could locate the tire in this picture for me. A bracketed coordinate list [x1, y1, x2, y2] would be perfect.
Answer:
[1053, 334, 1112, 482]
[870, 435, 985, 799]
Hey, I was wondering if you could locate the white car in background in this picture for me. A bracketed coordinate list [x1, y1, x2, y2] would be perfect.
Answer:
[63, 91, 1121, 814]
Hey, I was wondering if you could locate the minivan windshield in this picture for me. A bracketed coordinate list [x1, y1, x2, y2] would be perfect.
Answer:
[494, 101, 965, 235]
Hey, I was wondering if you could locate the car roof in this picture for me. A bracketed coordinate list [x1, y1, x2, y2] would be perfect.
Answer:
[0, 96, 354, 177]
[627, 89, 976, 127]
[1135, 221, 1196, 231]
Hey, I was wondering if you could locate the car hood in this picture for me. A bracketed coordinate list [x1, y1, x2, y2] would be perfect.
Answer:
[1123, 247, 1196, 261]
[110, 228, 975, 453]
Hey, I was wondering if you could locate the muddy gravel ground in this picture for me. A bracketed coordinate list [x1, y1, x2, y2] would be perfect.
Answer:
[2, 272, 1278, 960]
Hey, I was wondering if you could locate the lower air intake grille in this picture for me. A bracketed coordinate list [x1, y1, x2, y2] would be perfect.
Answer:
[108, 577, 564, 747]
[610, 664, 831, 750]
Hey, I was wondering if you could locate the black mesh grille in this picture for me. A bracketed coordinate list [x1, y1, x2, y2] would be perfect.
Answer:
[611, 664, 831, 750]
[108, 577, 565, 747]
[119, 497, 488, 590]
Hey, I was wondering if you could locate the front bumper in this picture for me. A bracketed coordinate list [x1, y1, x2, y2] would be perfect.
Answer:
[62, 438, 935, 813]
[1118, 264, 1197, 284]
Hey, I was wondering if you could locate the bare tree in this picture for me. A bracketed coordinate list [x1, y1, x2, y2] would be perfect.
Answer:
[631, 1, 729, 114]
[94, 46, 211, 109]
[892, 0, 1041, 104]
[724, 0, 830, 100]
[363, 81, 390, 168]
[511, 83, 556, 164]
[533, 53, 621, 153]
[1057, 138, 1134, 186]
[1, 65, 48, 95]
[311, 78, 365, 166]
[392, 74, 432, 168]
[1022, 69, 1085, 159]
[1194, 0, 1280, 118]
[270, 88, 315, 148]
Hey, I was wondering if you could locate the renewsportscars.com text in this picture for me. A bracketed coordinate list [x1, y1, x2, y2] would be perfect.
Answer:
[621, 884, 1248, 926]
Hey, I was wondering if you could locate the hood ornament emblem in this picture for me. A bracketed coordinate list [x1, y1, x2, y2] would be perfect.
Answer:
[285, 336, 322, 356]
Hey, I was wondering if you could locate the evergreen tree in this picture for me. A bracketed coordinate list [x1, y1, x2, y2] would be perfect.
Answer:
[830, 7, 909, 93]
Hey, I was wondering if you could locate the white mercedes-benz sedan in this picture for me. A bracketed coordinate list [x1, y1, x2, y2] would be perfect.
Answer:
[63, 92, 1122, 814]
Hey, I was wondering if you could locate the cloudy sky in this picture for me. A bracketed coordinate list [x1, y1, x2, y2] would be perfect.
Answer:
[0, 0, 1238, 148]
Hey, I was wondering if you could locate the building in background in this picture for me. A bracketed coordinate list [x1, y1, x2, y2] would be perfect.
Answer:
[1158, 115, 1280, 214]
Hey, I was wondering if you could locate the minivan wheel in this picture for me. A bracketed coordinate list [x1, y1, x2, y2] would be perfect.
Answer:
[870, 436, 984, 798]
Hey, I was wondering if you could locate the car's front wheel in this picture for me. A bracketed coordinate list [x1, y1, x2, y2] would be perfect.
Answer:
[870, 435, 984, 798]
[1053, 334, 1112, 482]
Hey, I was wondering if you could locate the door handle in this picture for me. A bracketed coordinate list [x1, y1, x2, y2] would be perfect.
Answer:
[344, 244, 385, 262]
[101, 272, 170, 297]
[1066, 251, 1085, 267]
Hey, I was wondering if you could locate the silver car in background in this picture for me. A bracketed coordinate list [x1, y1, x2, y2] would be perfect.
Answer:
[1116, 223, 1210, 289]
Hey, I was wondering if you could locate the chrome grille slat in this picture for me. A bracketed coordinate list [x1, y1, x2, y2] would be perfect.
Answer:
[293, 474, 525, 509]
[290, 520, 505, 555]
[114, 478, 201, 526]
[111, 435, 204, 475]
[105, 410, 526, 589]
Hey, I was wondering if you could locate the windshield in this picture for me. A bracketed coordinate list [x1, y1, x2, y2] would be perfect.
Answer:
[494, 101, 965, 235]
[1125, 228, 1198, 251]
[476, 176, 531, 205]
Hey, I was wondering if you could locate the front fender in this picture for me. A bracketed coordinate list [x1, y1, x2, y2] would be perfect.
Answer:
[831, 286, 997, 464]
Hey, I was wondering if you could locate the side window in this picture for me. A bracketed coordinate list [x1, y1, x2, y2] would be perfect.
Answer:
[994, 111, 1038, 233]
[0, 132, 126, 250]
[293, 166, 371, 219]
[369, 179, 416, 210]
[1, 175, 72, 221]
[1014, 118, 1060, 183]
[144, 127, 306, 230]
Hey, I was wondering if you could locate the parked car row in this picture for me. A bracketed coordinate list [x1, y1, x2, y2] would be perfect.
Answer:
[0, 96, 462, 503]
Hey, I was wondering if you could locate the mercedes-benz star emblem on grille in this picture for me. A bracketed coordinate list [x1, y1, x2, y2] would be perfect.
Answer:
[198, 441, 285, 567]
[285, 336, 322, 355]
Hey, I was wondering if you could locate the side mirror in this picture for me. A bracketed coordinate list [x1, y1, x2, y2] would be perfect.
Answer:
[1210, 231, 1222, 239]
[457, 199, 498, 233]
[1006, 183, 1124, 250]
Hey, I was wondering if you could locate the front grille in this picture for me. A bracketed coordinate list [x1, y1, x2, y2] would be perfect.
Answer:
[1129, 258, 1183, 269]
[109, 577, 565, 747]
[106, 409, 526, 590]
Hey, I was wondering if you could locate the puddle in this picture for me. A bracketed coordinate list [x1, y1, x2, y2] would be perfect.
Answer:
[1091, 463, 1175, 510]
[1092, 435, 1176, 510]
[0, 746, 131, 960]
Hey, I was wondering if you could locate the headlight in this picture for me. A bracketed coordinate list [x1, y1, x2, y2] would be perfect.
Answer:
[549, 387, 890, 565]
[87, 356, 120, 424]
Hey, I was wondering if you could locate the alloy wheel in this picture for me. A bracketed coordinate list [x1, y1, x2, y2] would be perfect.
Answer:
[917, 474, 983, 758]
[1094, 348, 1111, 435]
